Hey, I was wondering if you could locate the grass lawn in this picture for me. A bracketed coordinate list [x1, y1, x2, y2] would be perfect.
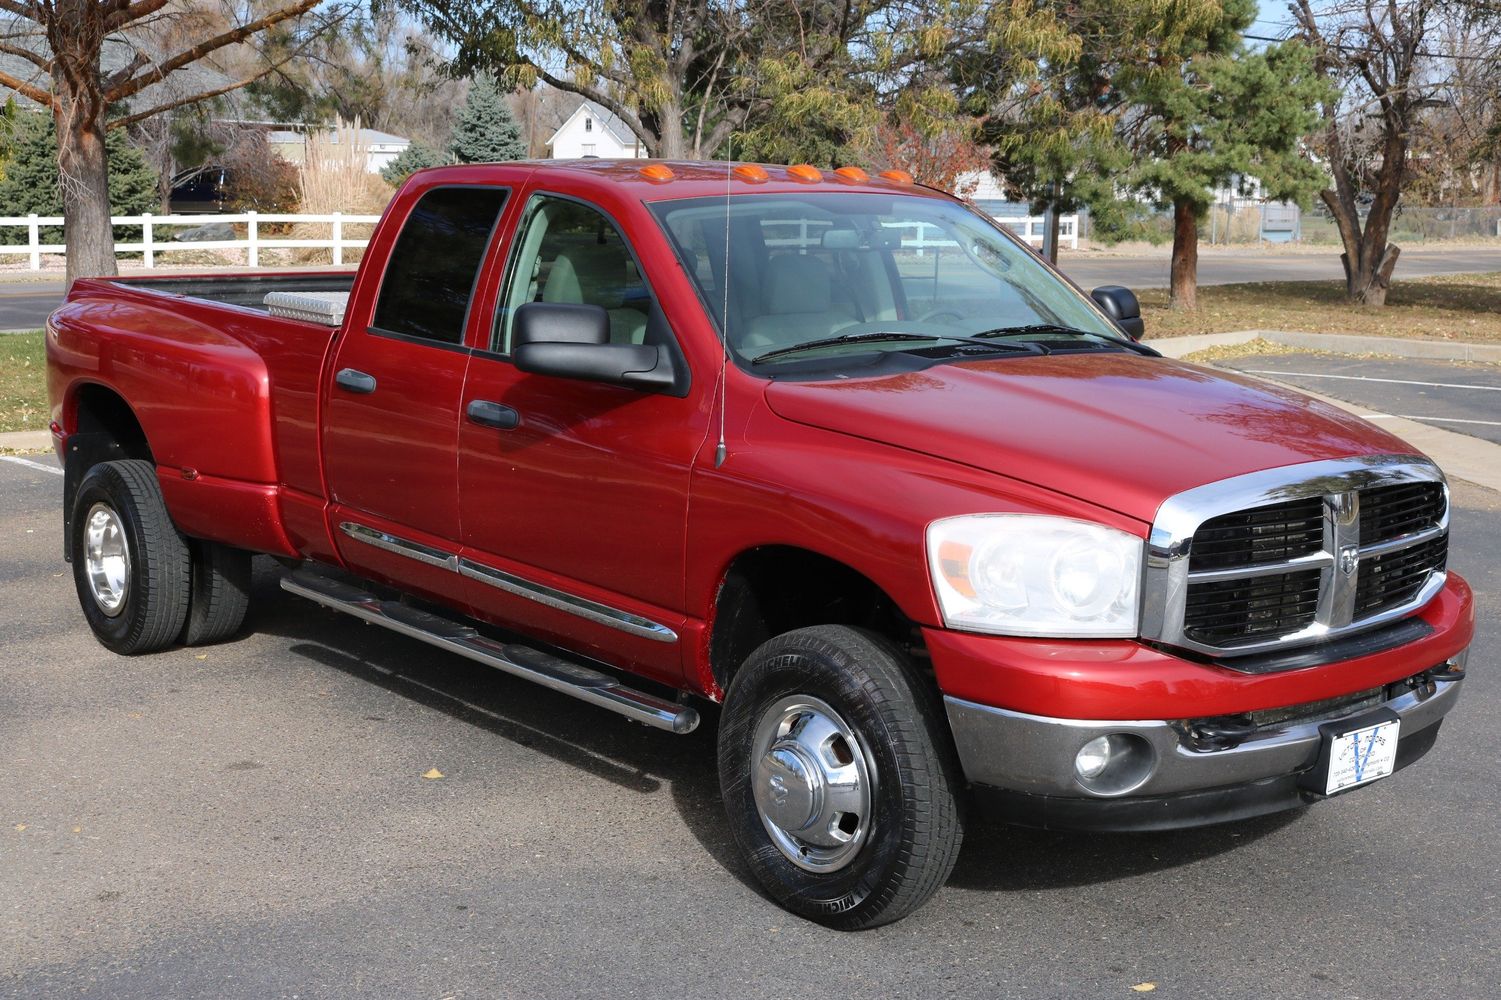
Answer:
[0, 331, 47, 434]
[1140, 271, 1501, 342]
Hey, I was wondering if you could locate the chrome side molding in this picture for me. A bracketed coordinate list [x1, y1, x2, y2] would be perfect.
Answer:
[280, 569, 699, 734]
[337, 520, 678, 643]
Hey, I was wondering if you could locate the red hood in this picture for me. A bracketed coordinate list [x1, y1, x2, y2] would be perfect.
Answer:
[763, 354, 1420, 524]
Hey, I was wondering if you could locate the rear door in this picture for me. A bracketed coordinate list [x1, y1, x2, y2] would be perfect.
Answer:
[323, 183, 511, 599]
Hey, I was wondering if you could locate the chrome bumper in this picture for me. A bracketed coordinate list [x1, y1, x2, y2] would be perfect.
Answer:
[945, 653, 1466, 800]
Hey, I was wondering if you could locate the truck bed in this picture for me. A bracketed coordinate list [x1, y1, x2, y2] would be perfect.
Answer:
[104, 271, 357, 312]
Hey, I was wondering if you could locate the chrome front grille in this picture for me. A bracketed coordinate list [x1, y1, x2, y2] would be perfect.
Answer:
[1142, 457, 1449, 658]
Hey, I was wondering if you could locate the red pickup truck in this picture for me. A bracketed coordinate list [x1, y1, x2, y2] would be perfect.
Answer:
[47, 160, 1472, 929]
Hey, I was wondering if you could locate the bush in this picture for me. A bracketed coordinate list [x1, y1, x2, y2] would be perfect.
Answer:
[0, 111, 158, 245]
[380, 142, 446, 186]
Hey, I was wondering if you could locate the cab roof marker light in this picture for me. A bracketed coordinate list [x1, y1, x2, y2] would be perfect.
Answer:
[733, 164, 770, 183]
[879, 169, 914, 185]
[833, 166, 869, 184]
[638, 164, 676, 183]
[787, 164, 823, 183]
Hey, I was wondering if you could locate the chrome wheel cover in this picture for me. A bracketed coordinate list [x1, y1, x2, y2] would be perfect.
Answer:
[83, 502, 130, 617]
[750, 694, 876, 873]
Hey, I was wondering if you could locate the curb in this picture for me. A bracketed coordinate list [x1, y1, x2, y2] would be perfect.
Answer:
[1150, 329, 1501, 363]
[0, 430, 51, 453]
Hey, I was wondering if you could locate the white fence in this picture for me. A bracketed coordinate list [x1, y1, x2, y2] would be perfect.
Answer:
[0, 212, 383, 270]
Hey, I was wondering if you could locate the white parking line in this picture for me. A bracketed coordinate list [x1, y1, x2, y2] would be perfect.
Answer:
[1242, 370, 1501, 392]
[0, 455, 62, 476]
[1363, 414, 1501, 427]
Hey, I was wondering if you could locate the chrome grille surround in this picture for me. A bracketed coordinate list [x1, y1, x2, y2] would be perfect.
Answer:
[1141, 456, 1449, 658]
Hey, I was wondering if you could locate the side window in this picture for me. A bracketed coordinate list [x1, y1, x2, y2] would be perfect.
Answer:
[496, 196, 652, 352]
[371, 186, 508, 345]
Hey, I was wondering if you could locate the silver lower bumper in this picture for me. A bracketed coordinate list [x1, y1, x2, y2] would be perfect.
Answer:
[945, 653, 1466, 800]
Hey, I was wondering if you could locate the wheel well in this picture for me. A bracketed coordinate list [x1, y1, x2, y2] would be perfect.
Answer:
[709, 546, 925, 693]
[62, 385, 154, 562]
[72, 384, 152, 463]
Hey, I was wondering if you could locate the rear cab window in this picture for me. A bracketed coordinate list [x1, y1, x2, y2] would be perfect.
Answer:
[372, 186, 509, 346]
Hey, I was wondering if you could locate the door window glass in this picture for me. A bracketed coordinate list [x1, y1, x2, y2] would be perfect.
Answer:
[372, 186, 508, 345]
[496, 196, 653, 352]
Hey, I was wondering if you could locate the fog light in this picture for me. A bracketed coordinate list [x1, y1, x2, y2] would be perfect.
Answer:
[1072, 732, 1156, 795]
[1075, 735, 1115, 780]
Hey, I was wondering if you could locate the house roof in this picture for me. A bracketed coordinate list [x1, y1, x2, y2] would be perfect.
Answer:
[546, 100, 637, 148]
[268, 128, 411, 147]
[0, 20, 248, 119]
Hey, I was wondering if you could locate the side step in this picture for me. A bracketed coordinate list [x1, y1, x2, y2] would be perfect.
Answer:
[280, 569, 700, 734]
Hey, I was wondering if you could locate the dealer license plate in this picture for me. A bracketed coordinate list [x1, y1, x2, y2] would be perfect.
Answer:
[1323, 717, 1401, 795]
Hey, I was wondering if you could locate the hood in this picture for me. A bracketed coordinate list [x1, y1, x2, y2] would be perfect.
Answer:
[763, 354, 1419, 524]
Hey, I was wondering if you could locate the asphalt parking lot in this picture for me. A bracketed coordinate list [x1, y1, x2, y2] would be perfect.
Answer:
[2, 453, 1497, 999]
[1221, 354, 1501, 446]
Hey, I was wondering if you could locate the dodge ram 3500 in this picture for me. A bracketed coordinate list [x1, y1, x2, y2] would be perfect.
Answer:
[47, 160, 1473, 929]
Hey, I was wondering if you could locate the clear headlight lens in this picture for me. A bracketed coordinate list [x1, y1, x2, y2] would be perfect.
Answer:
[927, 514, 1142, 637]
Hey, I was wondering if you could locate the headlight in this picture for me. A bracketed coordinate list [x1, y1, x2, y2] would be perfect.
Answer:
[926, 514, 1142, 638]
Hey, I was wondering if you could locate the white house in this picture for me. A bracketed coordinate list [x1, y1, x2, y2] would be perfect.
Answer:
[269, 128, 412, 174]
[547, 101, 646, 159]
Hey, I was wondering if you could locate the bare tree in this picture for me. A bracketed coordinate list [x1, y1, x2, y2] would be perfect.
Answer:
[1291, 0, 1497, 304]
[0, 1, 346, 284]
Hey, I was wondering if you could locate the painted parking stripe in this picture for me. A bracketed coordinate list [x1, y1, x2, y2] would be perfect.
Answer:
[1363, 414, 1501, 427]
[1242, 370, 1501, 392]
[0, 456, 62, 476]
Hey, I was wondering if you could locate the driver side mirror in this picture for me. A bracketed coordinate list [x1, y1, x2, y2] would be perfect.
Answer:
[1090, 286, 1145, 340]
[512, 302, 677, 392]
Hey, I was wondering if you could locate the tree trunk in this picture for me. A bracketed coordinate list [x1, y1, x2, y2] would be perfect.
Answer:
[1169, 198, 1199, 310]
[653, 100, 686, 159]
[53, 67, 117, 287]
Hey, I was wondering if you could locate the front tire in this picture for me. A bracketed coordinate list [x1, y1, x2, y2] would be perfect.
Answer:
[71, 460, 190, 655]
[718, 625, 964, 930]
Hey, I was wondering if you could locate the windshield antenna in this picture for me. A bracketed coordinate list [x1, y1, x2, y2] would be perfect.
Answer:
[714, 137, 732, 468]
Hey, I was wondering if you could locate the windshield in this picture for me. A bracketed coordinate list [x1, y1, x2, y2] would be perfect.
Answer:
[650, 192, 1126, 370]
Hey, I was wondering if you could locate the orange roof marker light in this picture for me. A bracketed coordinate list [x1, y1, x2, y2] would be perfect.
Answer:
[879, 169, 914, 185]
[786, 163, 823, 183]
[638, 164, 676, 183]
[733, 163, 770, 184]
[833, 166, 869, 184]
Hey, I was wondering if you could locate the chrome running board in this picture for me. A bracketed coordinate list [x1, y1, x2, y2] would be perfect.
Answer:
[280, 569, 699, 734]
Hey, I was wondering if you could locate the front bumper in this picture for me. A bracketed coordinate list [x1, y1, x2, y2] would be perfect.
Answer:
[945, 652, 1466, 832]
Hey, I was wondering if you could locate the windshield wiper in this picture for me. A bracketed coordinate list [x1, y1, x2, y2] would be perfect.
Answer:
[751, 332, 1046, 365]
[973, 324, 1160, 357]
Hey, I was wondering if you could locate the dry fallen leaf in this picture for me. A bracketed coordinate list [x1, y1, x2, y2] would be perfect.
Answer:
[72, 826, 82, 834]
[1131, 985, 1156, 993]
[422, 768, 444, 780]
[195, 654, 208, 661]
[13, 824, 25, 832]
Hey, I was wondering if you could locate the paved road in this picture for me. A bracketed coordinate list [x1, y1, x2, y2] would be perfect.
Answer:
[1222, 355, 1501, 446]
[0, 282, 64, 332]
[1, 454, 1497, 998]
[1059, 246, 1501, 290]
[2, 246, 1500, 329]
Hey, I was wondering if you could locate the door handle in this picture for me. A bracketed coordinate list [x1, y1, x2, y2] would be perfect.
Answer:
[466, 399, 521, 430]
[335, 368, 377, 394]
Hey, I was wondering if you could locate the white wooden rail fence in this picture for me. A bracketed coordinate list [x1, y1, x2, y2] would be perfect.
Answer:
[0, 212, 383, 270]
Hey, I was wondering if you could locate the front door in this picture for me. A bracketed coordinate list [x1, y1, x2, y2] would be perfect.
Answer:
[323, 183, 509, 599]
[457, 193, 707, 685]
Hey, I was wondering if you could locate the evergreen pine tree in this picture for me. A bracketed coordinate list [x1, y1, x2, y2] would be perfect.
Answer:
[0, 112, 158, 245]
[449, 75, 527, 164]
[381, 142, 448, 186]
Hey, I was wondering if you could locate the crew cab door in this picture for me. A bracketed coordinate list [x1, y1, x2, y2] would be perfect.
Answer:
[323, 183, 511, 598]
[457, 192, 707, 686]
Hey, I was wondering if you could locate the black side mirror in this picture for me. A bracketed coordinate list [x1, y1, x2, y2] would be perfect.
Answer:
[512, 302, 677, 392]
[1091, 285, 1145, 340]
